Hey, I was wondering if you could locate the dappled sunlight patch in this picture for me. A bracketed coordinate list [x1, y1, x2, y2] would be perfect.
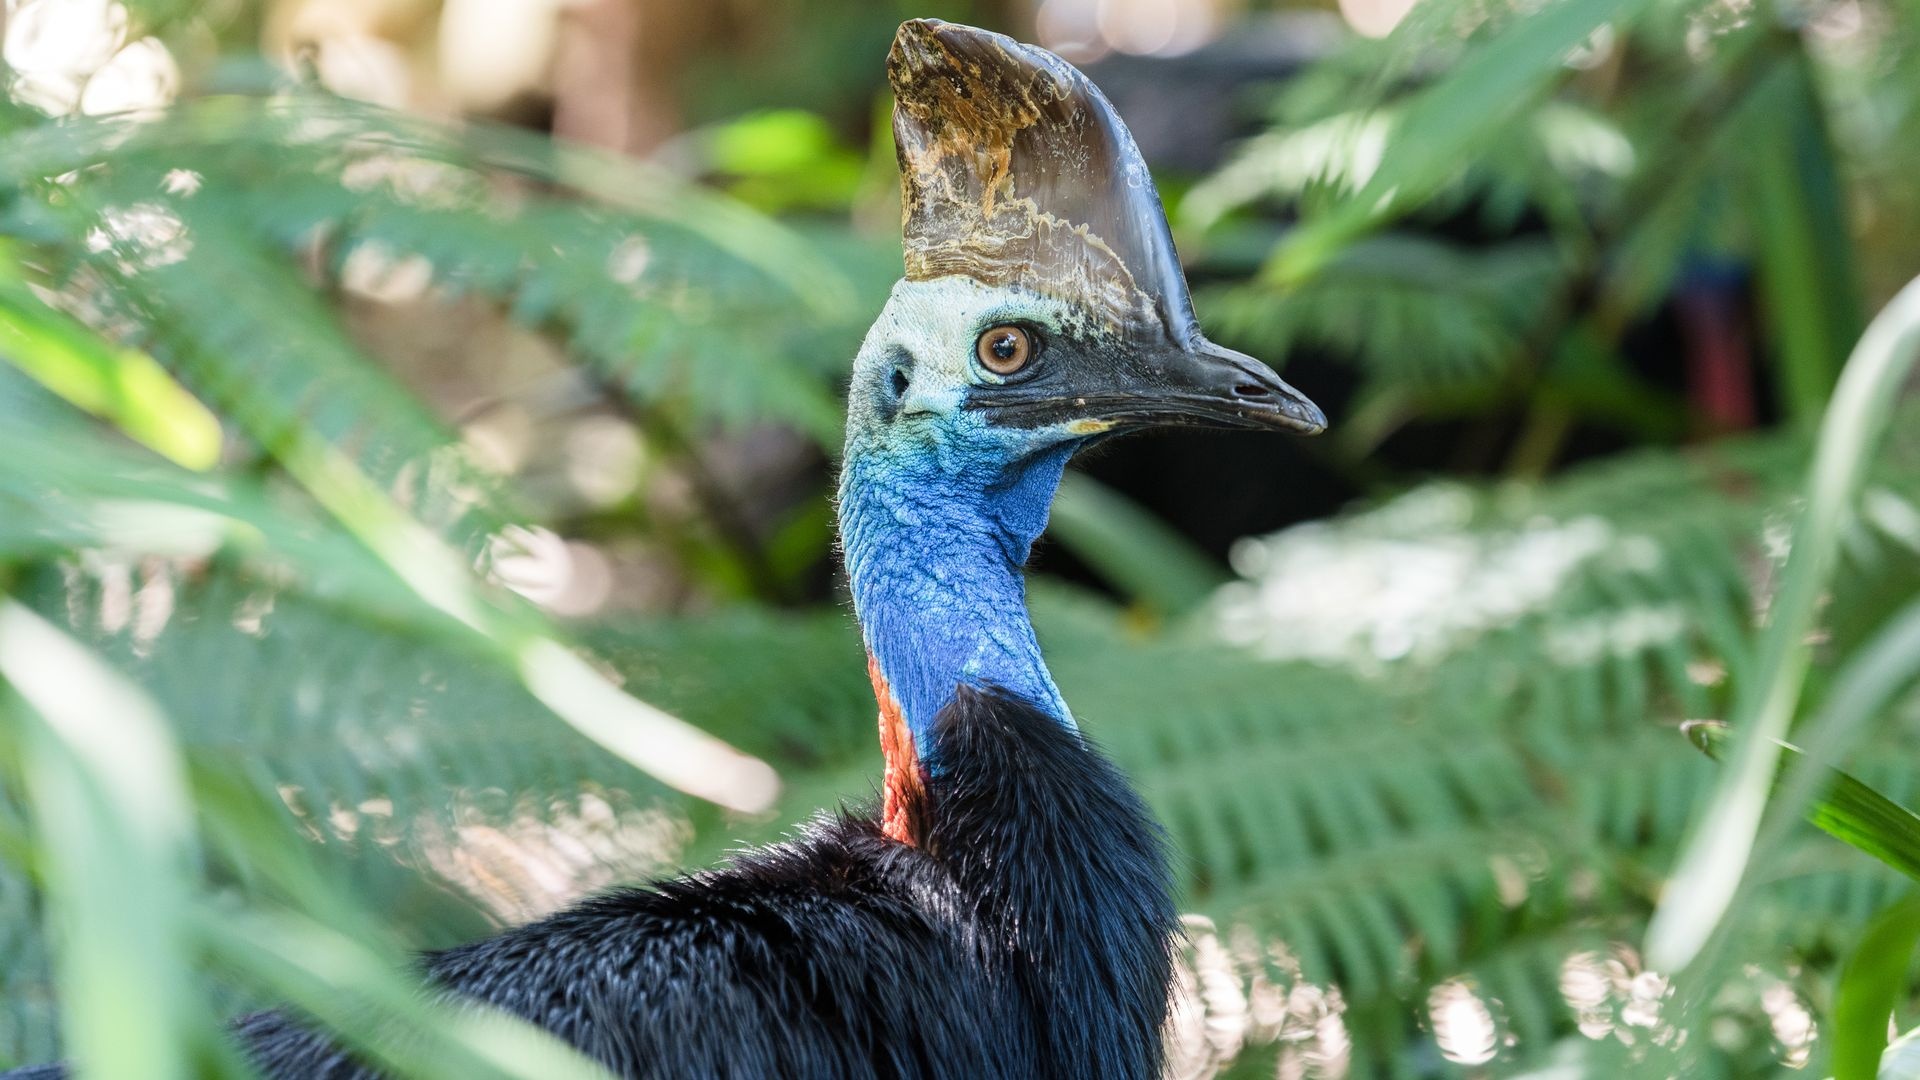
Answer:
[1556, 945, 1684, 1056]
[1426, 978, 1503, 1066]
[411, 788, 692, 924]
[1532, 101, 1634, 179]
[87, 203, 191, 271]
[305, 34, 413, 111]
[1759, 979, 1817, 1070]
[562, 415, 646, 508]
[1213, 485, 1656, 670]
[338, 149, 472, 204]
[4, 0, 175, 118]
[3, 0, 126, 78]
[58, 555, 183, 659]
[1155, 910, 1838, 1076]
[484, 524, 616, 618]
[77, 35, 177, 117]
[1684, 0, 1756, 60]
[161, 168, 202, 197]
[1542, 605, 1688, 667]
[4, 0, 124, 114]
[1163, 917, 1350, 1080]
[605, 234, 652, 287]
[269, 781, 692, 926]
[340, 241, 436, 304]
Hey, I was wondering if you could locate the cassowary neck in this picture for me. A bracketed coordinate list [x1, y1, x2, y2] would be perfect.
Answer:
[838, 437, 1075, 836]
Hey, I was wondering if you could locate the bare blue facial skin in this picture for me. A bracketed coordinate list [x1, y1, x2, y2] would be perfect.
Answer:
[839, 277, 1093, 760]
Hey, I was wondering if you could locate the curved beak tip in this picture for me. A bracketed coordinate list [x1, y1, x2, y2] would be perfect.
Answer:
[1282, 393, 1328, 435]
[1242, 389, 1325, 435]
[1194, 342, 1326, 435]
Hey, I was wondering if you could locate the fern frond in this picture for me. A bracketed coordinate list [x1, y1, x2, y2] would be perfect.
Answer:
[1197, 234, 1567, 392]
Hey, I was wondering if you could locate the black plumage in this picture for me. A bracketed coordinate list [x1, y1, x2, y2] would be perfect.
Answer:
[9, 688, 1174, 1080]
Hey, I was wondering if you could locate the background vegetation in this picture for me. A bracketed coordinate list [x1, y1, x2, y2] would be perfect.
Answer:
[3, 0, 1920, 1076]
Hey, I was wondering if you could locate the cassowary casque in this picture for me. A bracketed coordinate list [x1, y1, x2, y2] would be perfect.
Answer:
[6, 18, 1322, 1080]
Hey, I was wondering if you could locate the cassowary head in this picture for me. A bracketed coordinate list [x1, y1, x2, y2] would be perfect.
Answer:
[845, 19, 1324, 472]
[839, 20, 1328, 787]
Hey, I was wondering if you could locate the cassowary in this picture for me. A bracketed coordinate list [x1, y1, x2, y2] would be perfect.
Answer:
[8, 19, 1323, 1080]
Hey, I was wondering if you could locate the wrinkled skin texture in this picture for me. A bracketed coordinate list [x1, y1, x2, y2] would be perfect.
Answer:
[839, 276, 1097, 751]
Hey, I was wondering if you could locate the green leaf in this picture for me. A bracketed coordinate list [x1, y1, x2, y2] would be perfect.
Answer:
[1199, 234, 1570, 399]
[0, 602, 614, 1079]
[1268, 0, 1652, 283]
[0, 282, 221, 470]
[188, 770, 614, 1080]
[197, 907, 613, 1080]
[0, 600, 237, 1080]
[1832, 893, 1920, 1080]
[1683, 721, 1920, 882]
[1648, 273, 1920, 972]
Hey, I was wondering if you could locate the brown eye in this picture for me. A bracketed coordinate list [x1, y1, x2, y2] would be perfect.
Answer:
[975, 325, 1034, 376]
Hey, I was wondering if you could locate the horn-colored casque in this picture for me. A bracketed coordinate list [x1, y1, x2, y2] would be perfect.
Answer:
[887, 19, 1200, 345]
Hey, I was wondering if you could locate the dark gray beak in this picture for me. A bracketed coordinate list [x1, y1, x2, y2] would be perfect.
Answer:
[1113, 339, 1327, 434]
[968, 335, 1327, 436]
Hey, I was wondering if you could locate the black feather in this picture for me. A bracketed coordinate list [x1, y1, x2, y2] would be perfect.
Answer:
[7, 687, 1175, 1079]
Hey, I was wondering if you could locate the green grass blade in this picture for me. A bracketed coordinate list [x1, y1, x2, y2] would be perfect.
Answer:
[1811, 772, 1920, 883]
[1832, 894, 1920, 1080]
[1683, 721, 1920, 882]
[1648, 274, 1920, 972]
[0, 281, 221, 470]
[0, 600, 235, 1080]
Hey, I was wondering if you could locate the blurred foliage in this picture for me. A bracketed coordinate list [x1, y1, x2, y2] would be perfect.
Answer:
[1185, 0, 1920, 475]
[3, 0, 1920, 1078]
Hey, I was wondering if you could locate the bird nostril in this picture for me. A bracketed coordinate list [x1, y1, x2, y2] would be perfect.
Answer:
[1231, 383, 1271, 398]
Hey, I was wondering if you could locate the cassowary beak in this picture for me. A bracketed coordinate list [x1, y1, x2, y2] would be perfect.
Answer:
[969, 335, 1326, 435]
[1163, 341, 1325, 433]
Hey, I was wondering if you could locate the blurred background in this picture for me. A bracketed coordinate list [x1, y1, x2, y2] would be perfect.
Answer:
[3, 0, 1920, 1076]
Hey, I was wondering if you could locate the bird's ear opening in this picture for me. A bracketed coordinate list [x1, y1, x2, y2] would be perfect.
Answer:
[887, 19, 1200, 348]
[871, 346, 914, 423]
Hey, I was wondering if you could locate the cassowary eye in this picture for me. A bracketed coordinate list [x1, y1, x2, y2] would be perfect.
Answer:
[975, 325, 1034, 376]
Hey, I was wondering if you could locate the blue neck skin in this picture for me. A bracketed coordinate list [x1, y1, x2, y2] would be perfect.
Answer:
[839, 437, 1077, 763]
